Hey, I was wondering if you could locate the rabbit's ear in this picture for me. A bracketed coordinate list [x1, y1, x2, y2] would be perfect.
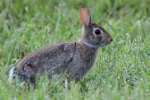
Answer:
[80, 8, 91, 26]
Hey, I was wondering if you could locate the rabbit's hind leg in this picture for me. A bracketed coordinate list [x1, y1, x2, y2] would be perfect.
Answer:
[17, 65, 37, 89]
[17, 73, 36, 90]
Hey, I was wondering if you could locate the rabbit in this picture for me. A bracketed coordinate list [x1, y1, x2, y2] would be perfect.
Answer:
[8, 7, 112, 88]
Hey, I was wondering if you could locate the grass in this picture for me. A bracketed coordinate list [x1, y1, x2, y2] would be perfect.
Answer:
[0, 0, 150, 99]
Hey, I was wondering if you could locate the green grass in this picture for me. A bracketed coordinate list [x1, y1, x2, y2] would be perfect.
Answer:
[0, 0, 150, 99]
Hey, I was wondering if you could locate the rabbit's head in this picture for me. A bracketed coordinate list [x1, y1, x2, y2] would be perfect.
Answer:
[80, 8, 112, 48]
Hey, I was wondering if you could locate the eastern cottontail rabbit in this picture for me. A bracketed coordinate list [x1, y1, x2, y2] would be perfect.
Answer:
[8, 8, 112, 88]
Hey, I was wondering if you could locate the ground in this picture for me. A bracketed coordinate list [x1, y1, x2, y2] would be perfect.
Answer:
[0, 0, 150, 100]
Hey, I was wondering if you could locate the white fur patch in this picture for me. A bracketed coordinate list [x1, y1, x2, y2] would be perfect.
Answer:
[8, 67, 17, 83]
[64, 79, 68, 89]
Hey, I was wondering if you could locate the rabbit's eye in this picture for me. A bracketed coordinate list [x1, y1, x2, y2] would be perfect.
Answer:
[93, 28, 101, 35]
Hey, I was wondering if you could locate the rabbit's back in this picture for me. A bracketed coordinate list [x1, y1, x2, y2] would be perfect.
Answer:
[16, 43, 76, 80]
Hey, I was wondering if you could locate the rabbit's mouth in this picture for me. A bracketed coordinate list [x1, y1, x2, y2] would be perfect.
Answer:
[99, 37, 112, 47]
[99, 41, 112, 47]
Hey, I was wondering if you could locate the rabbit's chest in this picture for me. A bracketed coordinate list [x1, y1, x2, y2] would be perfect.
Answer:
[66, 48, 96, 80]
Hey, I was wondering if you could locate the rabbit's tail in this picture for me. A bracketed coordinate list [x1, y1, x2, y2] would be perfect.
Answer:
[8, 66, 18, 83]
